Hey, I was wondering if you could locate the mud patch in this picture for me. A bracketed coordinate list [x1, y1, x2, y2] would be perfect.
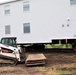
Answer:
[0, 49, 76, 75]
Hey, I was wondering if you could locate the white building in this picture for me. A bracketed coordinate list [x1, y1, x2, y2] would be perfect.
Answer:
[0, 0, 76, 44]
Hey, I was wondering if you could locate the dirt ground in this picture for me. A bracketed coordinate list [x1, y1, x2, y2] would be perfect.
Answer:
[0, 49, 76, 75]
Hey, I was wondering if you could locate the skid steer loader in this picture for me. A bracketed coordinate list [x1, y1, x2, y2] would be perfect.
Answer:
[0, 37, 25, 65]
[0, 37, 46, 66]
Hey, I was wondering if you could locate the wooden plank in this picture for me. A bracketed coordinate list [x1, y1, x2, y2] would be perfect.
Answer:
[26, 53, 46, 61]
[26, 62, 46, 66]
[25, 53, 46, 66]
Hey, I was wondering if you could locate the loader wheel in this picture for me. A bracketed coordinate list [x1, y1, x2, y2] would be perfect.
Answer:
[12, 58, 18, 66]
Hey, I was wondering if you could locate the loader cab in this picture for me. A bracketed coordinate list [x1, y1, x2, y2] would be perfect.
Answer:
[0, 37, 17, 47]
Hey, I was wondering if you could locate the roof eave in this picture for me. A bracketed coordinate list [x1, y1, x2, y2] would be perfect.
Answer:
[0, 0, 22, 5]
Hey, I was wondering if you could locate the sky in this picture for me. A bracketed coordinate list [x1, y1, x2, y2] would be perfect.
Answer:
[0, 0, 14, 3]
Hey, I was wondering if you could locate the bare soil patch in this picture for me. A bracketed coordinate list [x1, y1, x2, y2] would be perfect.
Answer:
[0, 49, 76, 75]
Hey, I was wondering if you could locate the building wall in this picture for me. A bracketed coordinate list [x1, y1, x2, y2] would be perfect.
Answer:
[0, 0, 76, 44]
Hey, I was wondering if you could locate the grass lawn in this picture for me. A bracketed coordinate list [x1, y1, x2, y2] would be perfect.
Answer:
[45, 44, 72, 49]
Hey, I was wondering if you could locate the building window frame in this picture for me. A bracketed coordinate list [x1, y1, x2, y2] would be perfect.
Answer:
[70, 0, 76, 5]
[23, 1, 30, 11]
[4, 5, 10, 15]
[5, 25, 11, 34]
[23, 23, 30, 33]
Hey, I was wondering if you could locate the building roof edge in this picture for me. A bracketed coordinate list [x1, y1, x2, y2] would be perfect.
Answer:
[0, 0, 22, 5]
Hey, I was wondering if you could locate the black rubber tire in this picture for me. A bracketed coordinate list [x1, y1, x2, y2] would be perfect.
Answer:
[12, 58, 18, 66]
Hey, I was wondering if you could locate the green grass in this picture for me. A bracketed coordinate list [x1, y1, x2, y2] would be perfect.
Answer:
[45, 44, 72, 48]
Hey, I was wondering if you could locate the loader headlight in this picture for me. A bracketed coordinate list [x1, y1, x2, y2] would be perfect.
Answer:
[14, 49, 16, 50]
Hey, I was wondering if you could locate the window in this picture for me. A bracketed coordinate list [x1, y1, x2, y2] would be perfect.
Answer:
[1, 39, 12, 45]
[4, 5, 10, 14]
[5, 25, 11, 34]
[70, 0, 76, 5]
[23, 1, 30, 11]
[23, 23, 30, 33]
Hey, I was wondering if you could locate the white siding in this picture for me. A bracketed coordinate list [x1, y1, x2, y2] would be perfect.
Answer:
[0, 0, 76, 44]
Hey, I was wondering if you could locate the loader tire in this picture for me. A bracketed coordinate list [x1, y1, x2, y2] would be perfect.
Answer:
[12, 58, 18, 66]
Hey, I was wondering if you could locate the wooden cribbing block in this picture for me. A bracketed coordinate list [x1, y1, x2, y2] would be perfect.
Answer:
[25, 53, 46, 66]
